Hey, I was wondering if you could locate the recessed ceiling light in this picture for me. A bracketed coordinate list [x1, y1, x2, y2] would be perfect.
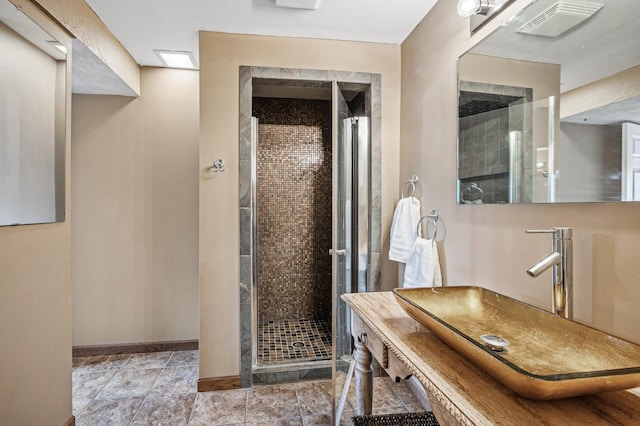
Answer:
[276, 0, 322, 10]
[153, 50, 198, 69]
[47, 40, 67, 54]
[53, 44, 67, 54]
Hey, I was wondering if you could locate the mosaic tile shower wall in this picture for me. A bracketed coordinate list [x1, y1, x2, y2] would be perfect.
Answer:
[252, 97, 332, 321]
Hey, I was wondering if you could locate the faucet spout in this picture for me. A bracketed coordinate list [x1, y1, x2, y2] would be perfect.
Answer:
[526, 252, 561, 277]
[525, 227, 573, 319]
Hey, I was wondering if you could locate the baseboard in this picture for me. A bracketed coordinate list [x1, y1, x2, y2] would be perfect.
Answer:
[64, 415, 75, 426]
[198, 375, 241, 392]
[73, 340, 198, 357]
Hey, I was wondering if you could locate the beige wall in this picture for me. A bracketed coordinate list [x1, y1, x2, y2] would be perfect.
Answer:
[401, 0, 640, 343]
[459, 53, 560, 101]
[561, 64, 640, 119]
[71, 67, 199, 346]
[558, 123, 621, 202]
[199, 32, 401, 379]
[0, 1, 72, 424]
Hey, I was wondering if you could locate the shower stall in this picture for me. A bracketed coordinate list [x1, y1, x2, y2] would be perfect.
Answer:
[251, 97, 334, 369]
[237, 67, 381, 390]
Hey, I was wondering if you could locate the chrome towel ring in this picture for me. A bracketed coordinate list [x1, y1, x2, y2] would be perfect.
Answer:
[461, 182, 483, 203]
[416, 209, 439, 241]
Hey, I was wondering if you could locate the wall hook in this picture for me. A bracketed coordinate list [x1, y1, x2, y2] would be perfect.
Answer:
[211, 159, 225, 172]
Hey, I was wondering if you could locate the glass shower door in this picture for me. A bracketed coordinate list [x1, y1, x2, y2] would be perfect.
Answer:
[532, 95, 557, 202]
[331, 81, 370, 424]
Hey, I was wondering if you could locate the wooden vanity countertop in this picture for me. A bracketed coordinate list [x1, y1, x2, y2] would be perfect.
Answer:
[343, 291, 640, 426]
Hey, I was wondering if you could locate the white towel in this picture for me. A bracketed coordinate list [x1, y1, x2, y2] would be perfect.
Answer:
[388, 197, 421, 263]
[403, 237, 442, 288]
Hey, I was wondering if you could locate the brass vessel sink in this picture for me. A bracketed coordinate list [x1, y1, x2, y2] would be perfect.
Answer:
[393, 286, 640, 400]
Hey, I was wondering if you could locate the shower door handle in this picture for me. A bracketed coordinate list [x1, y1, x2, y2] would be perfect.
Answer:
[330, 249, 346, 256]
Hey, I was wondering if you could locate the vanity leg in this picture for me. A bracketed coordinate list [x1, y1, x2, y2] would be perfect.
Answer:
[354, 335, 373, 415]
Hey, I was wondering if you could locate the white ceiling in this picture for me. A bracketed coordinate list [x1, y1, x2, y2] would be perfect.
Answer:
[84, 0, 440, 68]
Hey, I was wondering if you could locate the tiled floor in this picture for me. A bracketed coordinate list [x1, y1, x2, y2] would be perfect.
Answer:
[72, 350, 424, 426]
[258, 318, 332, 365]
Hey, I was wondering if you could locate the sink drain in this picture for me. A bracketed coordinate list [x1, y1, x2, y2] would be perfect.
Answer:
[480, 334, 509, 352]
[291, 341, 305, 349]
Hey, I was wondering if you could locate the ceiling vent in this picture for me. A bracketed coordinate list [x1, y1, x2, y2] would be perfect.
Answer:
[516, 1, 603, 37]
[275, 0, 322, 10]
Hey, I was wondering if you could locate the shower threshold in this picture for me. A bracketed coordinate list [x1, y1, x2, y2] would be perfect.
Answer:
[253, 360, 332, 384]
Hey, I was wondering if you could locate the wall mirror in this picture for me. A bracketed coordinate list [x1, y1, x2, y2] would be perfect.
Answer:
[0, 0, 67, 225]
[458, 0, 640, 204]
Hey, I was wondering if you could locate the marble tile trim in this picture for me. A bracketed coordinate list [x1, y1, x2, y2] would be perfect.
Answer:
[254, 77, 331, 89]
[239, 65, 255, 390]
[239, 65, 382, 386]
[328, 70, 372, 84]
[460, 80, 528, 98]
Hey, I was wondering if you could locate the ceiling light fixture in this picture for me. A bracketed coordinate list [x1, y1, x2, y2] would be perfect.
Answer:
[275, 0, 322, 10]
[153, 50, 198, 69]
[47, 41, 67, 54]
[457, 0, 493, 17]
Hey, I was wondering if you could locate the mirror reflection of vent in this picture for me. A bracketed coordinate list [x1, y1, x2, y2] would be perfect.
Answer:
[517, 1, 603, 37]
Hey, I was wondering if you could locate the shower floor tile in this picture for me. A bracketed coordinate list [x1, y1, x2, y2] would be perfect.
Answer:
[258, 318, 332, 365]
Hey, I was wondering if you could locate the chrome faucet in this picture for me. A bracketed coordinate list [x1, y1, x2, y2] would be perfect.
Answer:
[525, 227, 573, 319]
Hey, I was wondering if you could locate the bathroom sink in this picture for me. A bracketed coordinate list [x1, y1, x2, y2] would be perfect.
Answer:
[393, 286, 640, 400]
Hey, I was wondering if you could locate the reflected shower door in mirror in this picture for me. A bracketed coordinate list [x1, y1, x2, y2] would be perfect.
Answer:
[457, 0, 640, 204]
[0, 0, 67, 225]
